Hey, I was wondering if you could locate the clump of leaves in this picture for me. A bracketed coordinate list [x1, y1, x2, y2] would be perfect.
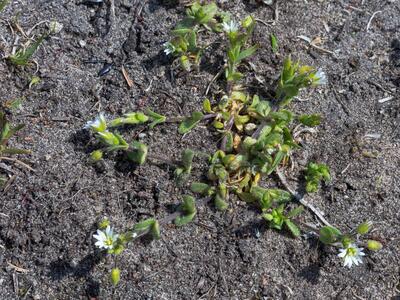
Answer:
[305, 162, 330, 193]
[263, 204, 303, 237]
[0, 112, 30, 156]
[164, 1, 225, 71]
[276, 56, 327, 106]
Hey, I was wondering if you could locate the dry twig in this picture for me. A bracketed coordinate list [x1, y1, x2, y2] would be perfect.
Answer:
[276, 169, 332, 227]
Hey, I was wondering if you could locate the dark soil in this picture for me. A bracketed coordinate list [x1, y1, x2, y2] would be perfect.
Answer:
[0, 0, 399, 299]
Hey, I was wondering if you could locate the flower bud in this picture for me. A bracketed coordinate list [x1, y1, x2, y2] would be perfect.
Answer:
[90, 150, 103, 161]
[242, 16, 254, 29]
[367, 240, 382, 251]
[110, 268, 120, 286]
[357, 221, 372, 235]
[98, 218, 109, 230]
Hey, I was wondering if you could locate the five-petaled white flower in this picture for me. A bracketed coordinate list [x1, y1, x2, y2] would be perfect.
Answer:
[163, 42, 175, 56]
[313, 69, 328, 85]
[93, 225, 119, 250]
[84, 113, 107, 132]
[338, 243, 365, 268]
[222, 20, 239, 33]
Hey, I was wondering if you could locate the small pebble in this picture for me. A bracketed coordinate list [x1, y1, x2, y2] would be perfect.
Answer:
[79, 40, 87, 48]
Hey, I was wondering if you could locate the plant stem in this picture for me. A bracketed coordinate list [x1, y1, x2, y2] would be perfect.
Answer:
[146, 153, 180, 167]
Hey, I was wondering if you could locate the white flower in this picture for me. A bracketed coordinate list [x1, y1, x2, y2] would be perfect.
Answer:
[338, 243, 365, 268]
[163, 42, 175, 56]
[84, 113, 107, 132]
[222, 20, 239, 33]
[314, 69, 327, 85]
[93, 225, 119, 250]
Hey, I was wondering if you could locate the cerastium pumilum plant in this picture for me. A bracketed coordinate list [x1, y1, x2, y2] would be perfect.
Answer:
[86, 1, 383, 286]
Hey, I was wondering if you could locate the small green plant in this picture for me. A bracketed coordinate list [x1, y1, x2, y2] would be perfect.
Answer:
[0, 112, 30, 156]
[305, 162, 331, 193]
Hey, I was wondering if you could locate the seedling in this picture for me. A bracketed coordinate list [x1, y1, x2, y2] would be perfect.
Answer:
[223, 16, 258, 85]
[85, 110, 168, 167]
[0, 112, 30, 156]
[276, 56, 327, 106]
[164, 1, 223, 71]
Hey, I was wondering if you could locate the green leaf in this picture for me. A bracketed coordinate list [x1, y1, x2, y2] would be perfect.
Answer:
[9, 33, 46, 66]
[182, 149, 195, 171]
[215, 194, 228, 210]
[237, 45, 258, 62]
[305, 162, 331, 193]
[285, 220, 300, 237]
[133, 218, 156, 232]
[175, 195, 197, 226]
[178, 111, 204, 134]
[197, 2, 218, 24]
[319, 226, 342, 245]
[237, 192, 257, 203]
[191, 182, 211, 194]
[1, 123, 25, 145]
[181, 195, 196, 214]
[266, 150, 286, 175]
[175, 213, 196, 227]
[287, 206, 304, 218]
[5, 97, 24, 110]
[270, 33, 278, 53]
[150, 220, 161, 240]
[180, 55, 191, 71]
[127, 141, 148, 165]
[225, 132, 233, 153]
[262, 213, 273, 221]
[203, 99, 212, 113]
[298, 114, 321, 127]
[146, 109, 166, 128]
